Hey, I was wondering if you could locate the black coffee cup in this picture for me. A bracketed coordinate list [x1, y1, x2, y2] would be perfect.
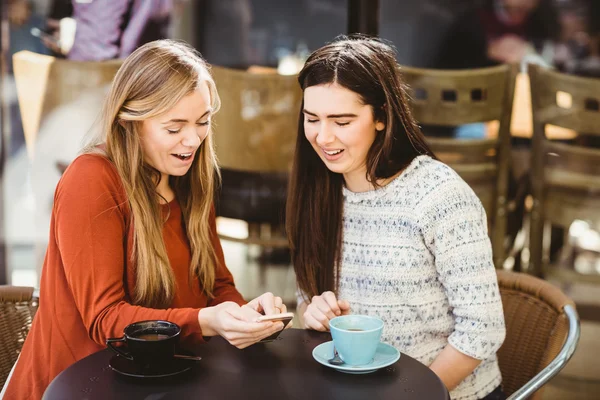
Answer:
[106, 320, 180, 365]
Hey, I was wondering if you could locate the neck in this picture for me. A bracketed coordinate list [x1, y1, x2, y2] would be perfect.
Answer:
[343, 168, 403, 193]
[156, 173, 174, 203]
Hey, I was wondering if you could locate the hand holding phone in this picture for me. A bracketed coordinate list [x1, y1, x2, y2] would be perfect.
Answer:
[256, 312, 294, 342]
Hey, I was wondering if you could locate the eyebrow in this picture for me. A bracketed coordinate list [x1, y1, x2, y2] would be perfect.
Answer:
[161, 109, 212, 124]
[302, 109, 358, 119]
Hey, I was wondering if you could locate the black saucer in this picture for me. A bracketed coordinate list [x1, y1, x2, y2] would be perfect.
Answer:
[109, 350, 198, 378]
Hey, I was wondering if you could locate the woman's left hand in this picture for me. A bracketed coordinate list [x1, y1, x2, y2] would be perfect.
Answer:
[245, 292, 288, 315]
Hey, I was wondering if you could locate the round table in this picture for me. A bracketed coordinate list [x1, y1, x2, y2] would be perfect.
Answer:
[44, 329, 450, 400]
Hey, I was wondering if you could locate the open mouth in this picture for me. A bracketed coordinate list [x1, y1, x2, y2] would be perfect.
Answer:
[172, 152, 193, 161]
[323, 149, 344, 155]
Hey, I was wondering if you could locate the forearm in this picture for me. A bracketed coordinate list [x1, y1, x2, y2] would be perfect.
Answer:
[91, 302, 203, 344]
[429, 344, 482, 391]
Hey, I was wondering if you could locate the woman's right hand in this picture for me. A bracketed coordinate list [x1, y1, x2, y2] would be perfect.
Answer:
[303, 291, 351, 331]
[198, 302, 284, 349]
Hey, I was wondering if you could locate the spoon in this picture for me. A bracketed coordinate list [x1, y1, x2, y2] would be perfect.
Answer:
[173, 354, 202, 362]
[328, 346, 344, 366]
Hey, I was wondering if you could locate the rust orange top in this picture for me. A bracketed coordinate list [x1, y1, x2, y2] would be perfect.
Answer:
[5, 154, 245, 400]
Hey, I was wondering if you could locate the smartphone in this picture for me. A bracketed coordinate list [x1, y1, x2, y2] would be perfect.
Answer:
[255, 312, 294, 323]
[256, 312, 294, 343]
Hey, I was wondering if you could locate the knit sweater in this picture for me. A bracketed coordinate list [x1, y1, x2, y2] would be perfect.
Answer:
[300, 155, 506, 400]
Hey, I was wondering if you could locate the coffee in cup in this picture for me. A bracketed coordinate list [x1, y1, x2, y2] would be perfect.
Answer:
[106, 320, 180, 365]
[329, 315, 383, 366]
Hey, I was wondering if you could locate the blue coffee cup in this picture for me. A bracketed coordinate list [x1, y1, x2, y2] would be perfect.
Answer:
[329, 315, 384, 366]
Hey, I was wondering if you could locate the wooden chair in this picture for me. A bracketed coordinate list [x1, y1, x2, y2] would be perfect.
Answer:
[0, 286, 39, 388]
[400, 64, 518, 268]
[210, 66, 302, 248]
[12, 51, 122, 160]
[496, 270, 580, 399]
[528, 64, 600, 281]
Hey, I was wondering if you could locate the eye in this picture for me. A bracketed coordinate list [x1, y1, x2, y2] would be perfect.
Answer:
[306, 118, 318, 123]
[197, 121, 210, 127]
[167, 129, 181, 134]
[335, 122, 350, 127]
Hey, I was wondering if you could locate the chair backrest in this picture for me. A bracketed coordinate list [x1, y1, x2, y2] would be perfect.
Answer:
[528, 64, 600, 179]
[399, 64, 516, 189]
[0, 286, 39, 388]
[12, 51, 122, 159]
[529, 64, 600, 137]
[211, 66, 303, 173]
[496, 270, 576, 399]
[400, 64, 517, 268]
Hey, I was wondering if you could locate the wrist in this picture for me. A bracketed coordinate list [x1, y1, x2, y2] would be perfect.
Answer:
[198, 307, 217, 337]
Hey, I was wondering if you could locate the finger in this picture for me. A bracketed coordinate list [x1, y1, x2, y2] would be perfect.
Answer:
[262, 321, 284, 338]
[259, 292, 275, 315]
[321, 291, 342, 316]
[305, 306, 331, 329]
[313, 296, 337, 320]
[279, 304, 287, 314]
[226, 308, 276, 333]
[304, 312, 327, 332]
[233, 320, 284, 348]
[273, 296, 283, 313]
[338, 299, 351, 311]
[238, 304, 266, 323]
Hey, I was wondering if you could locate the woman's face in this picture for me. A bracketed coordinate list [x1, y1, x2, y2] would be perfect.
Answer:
[139, 83, 212, 180]
[303, 83, 385, 189]
[500, 0, 540, 25]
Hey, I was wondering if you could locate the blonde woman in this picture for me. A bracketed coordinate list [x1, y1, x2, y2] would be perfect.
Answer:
[4, 40, 288, 400]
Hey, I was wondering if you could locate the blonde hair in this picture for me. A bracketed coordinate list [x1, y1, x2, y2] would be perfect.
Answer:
[86, 40, 221, 308]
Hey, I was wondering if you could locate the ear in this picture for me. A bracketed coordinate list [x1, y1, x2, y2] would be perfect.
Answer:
[375, 121, 386, 131]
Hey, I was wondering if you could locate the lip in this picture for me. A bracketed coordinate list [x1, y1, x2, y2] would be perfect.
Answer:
[171, 151, 195, 165]
[320, 147, 344, 161]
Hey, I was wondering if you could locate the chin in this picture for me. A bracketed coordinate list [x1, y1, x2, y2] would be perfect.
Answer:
[321, 163, 347, 175]
[169, 168, 192, 177]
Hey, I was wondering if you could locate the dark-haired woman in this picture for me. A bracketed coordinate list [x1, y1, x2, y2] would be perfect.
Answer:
[287, 35, 507, 400]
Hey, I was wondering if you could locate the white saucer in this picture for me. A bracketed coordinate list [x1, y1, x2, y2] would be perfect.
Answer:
[312, 341, 400, 374]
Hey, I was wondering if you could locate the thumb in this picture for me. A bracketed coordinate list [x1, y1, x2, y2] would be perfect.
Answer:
[338, 299, 351, 311]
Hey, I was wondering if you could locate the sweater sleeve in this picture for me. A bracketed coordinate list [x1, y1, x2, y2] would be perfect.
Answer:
[207, 207, 247, 307]
[419, 176, 506, 360]
[54, 155, 204, 346]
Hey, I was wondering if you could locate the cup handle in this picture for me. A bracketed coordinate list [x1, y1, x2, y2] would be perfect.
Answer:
[106, 336, 133, 360]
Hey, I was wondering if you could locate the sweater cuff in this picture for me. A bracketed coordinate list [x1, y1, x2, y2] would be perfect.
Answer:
[179, 308, 205, 344]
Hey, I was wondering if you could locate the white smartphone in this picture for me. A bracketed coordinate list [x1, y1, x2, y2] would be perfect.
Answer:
[255, 312, 294, 323]
[256, 312, 294, 343]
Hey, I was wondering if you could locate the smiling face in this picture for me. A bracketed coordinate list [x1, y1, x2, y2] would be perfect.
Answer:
[303, 83, 385, 192]
[139, 83, 212, 186]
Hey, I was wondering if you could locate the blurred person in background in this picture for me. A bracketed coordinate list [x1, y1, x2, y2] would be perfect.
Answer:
[44, 0, 175, 60]
[427, 0, 559, 139]
[434, 0, 560, 69]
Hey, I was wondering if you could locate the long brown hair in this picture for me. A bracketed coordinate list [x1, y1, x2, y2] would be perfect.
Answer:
[85, 40, 221, 308]
[286, 35, 435, 302]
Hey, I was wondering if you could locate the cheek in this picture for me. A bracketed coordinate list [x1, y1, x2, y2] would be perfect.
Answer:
[304, 123, 318, 143]
[199, 128, 209, 142]
[347, 124, 376, 151]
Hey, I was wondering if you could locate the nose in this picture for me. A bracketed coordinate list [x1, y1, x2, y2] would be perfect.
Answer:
[315, 123, 335, 147]
[181, 127, 202, 148]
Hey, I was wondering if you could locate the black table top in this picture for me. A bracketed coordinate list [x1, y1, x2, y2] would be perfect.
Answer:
[43, 329, 450, 400]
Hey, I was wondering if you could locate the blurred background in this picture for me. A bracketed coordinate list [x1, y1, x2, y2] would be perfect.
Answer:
[1, 1, 600, 398]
